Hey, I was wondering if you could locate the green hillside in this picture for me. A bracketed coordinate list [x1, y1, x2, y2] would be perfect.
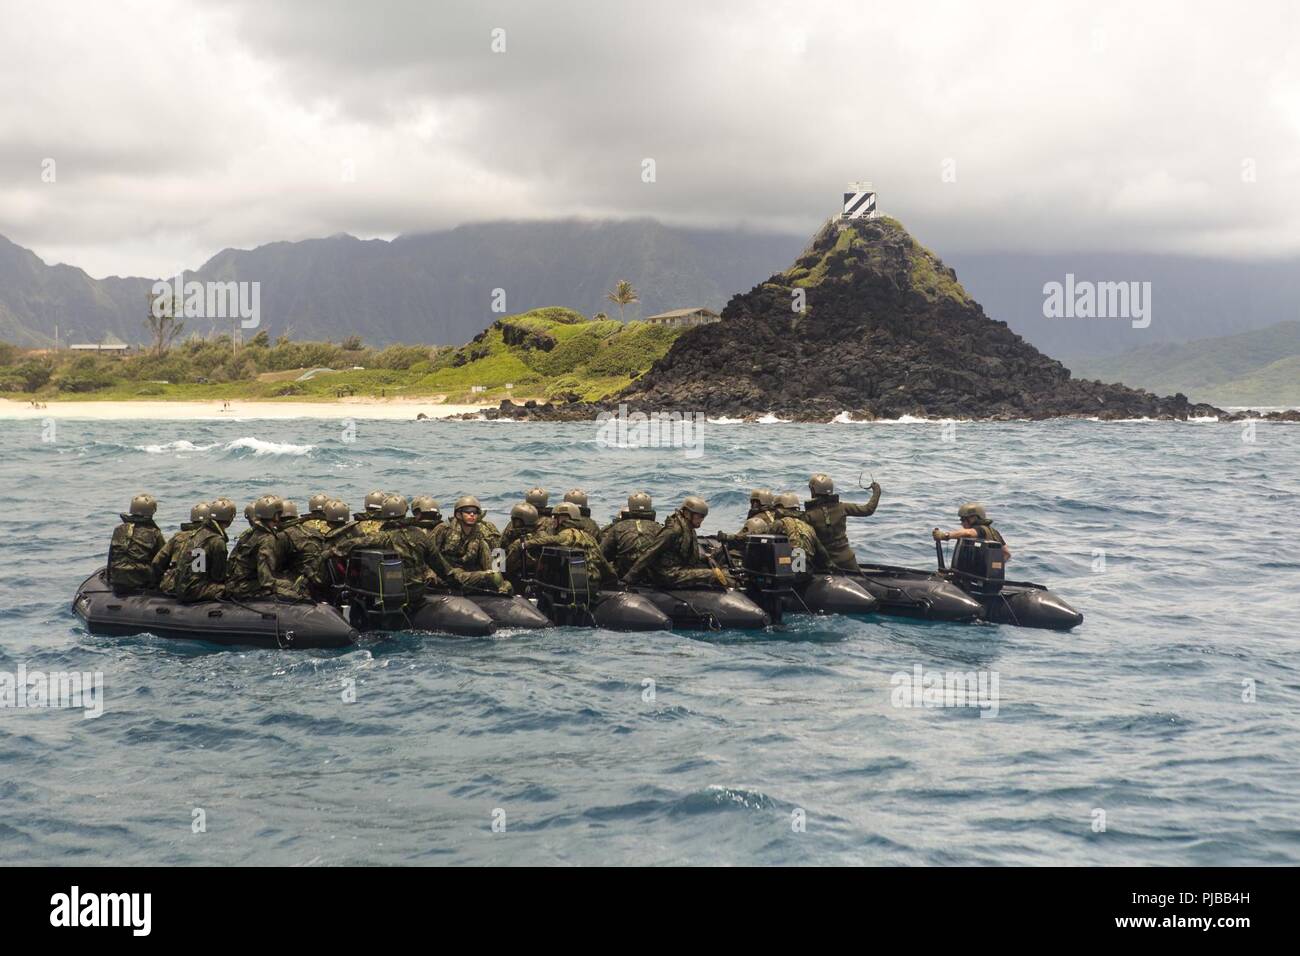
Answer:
[1067, 321, 1300, 407]
[411, 307, 683, 402]
[0, 307, 684, 404]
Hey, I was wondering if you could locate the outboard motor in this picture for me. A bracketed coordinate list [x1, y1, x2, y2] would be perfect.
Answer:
[949, 539, 1005, 595]
[533, 546, 595, 625]
[338, 549, 408, 628]
[741, 534, 795, 624]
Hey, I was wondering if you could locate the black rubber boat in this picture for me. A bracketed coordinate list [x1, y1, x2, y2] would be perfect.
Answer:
[935, 538, 1083, 630]
[637, 588, 770, 630]
[459, 593, 552, 630]
[521, 546, 673, 631]
[848, 539, 1082, 630]
[523, 546, 763, 630]
[73, 569, 357, 649]
[331, 550, 498, 636]
[851, 566, 985, 622]
[790, 573, 879, 616]
[709, 534, 879, 623]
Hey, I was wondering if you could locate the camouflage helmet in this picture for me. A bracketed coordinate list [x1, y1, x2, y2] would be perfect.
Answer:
[749, 488, 775, 509]
[743, 516, 769, 535]
[776, 491, 801, 510]
[681, 495, 709, 517]
[563, 488, 588, 508]
[627, 491, 652, 512]
[323, 499, 350, 524]
[189, 502, 211, 523]
[958, 502, 987, 522]
[809, 473, 834, 496]
[381, 494, 408, 518]
[454, 495, 482, 515]
[411, 495, 439, 516]
[363, 489, 387, 512]
[553, 501, 581, 523]
[280, 499, 299, 518]
[525, 487, 548, 509]
[208, 498, 237, 524]
[244, 502, 256, 523]
[129, 494, 157, 517]
[510, 502, 539, 527]
[253, 495, 283, 521]
[307, 493, 330, 513]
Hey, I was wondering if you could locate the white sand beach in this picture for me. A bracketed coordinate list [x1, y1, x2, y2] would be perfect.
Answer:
[0, 397, 494, 421]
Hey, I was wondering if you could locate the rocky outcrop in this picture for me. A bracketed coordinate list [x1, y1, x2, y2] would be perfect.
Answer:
[616, 217, 1226, 421]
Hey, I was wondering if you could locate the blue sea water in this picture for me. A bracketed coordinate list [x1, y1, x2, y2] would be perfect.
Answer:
[1, 415, 1297, 866]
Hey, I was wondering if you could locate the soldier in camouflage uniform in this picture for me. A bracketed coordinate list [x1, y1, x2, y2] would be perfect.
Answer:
[625, 496, 735, 589]
[562, 489, 603, 539]
[167, 499, 234, 602]
[432, 496, 512, 594]
[770, 491, 833, 574]
[933, 502, 1012, 562]
[410, 496, 443, 540]
[549, 502, 620, 589]
[315, 500, 363, 594]
[305, 493, 330, 523]
[226, 495, 303, 600]
[152, 502, 211, 588]
[803, 473, 881, 572]
[525, 487, 555, 534]
[352, 490, 389, 535]
[329, 495, 464, 605]
[280, 497, 333, 600]
[107, 494, 166, 592]
[716, 488, 779, 554]
[600, 491, 659, 579]
[499, 502, 540, 579]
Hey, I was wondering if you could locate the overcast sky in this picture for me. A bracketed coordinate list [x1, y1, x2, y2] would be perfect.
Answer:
[1, 0, 1297, 278]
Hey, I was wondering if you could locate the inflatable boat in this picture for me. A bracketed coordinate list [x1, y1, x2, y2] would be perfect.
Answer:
[73, 570, 357, 649]
[933, 538, 1083, 630]
[522, 545, 764, 631]
[708, 534, 878, 623]
[849, 539, 1083, 630]
[851, 566, 985, 622]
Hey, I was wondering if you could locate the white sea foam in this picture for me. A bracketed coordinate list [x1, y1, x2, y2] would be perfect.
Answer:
[757, 413, 790, 423]
[137, 437, 314, 456]
[135, 439, 219, 454]
[224, 437, 315, 456]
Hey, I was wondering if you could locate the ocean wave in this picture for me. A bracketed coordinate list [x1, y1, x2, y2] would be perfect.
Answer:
[136, 437, 315, 457]
[135, 439, 220, 454]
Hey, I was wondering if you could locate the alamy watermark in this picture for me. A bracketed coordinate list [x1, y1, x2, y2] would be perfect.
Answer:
[1, 665, 104, 718]
[596, 403, 705, 459]
[1042, 274, 1151, 329]
[151, 273, 261, 329]
[890, 664, 999, 718]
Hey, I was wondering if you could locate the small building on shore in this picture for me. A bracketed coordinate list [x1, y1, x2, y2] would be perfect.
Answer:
[69, 333, 131, 356]
[644, 307, 721, 328]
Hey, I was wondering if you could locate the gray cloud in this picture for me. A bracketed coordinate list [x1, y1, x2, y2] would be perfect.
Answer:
[2, 0, 1297, 277]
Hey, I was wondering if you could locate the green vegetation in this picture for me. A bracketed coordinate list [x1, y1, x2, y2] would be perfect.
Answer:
[0, 307, 685, 404]
[908, 237, 971, 305]
[1067, 320, 1300, 407]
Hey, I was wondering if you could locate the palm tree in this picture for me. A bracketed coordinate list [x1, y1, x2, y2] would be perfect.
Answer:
[606, 279, 639, 322]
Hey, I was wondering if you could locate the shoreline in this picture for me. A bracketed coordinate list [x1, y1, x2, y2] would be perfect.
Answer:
[0, 398, 495, 421]
[2, 396, 1295, 423]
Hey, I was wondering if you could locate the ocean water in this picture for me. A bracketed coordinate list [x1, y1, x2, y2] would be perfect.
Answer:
[1, 415, 1297, 866]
